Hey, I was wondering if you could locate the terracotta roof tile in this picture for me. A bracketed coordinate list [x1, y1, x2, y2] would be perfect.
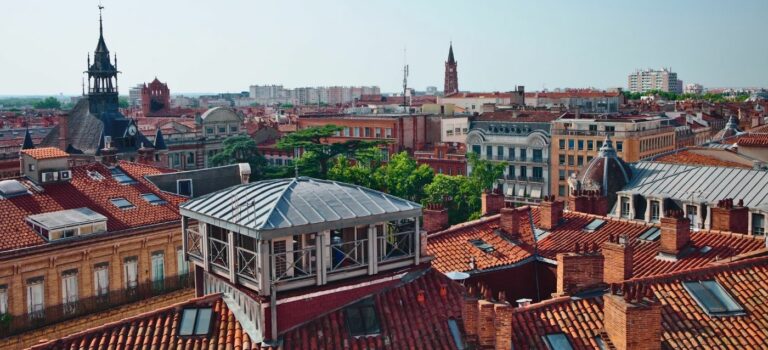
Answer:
[20, 147, 69, 160]
[0, 161, 184, 252]
[737, 134, 768, 148]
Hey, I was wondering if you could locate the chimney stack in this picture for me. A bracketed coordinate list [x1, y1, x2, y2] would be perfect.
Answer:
[481, 188, 505, 216]
[423, 203, 450, 233]
[500, 204, 535, 245]
[711, 198, 749, 234]
[100, 136, 118, 167]
[602, 235, 634, 284]
[555, 243, 604, 296]
[539, 195, 564, 230]
[57, 113, 69, 151]
[462, 286, 513, 350]
[603, 285, 662, 350]
[659, 211, 690, 258]
[238, 163, 252, 184]
[493, 303, 512, 350]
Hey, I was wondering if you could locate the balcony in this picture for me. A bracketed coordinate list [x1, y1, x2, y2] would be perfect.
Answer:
[504, 176, 545, 183]
[0, 274, 192, 338]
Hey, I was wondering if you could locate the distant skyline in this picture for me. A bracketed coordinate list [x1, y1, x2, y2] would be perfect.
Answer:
[1, 0, 767, 95]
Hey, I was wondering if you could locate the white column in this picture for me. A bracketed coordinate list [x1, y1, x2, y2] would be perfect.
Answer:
[414, 217, 421, 265]
[367, 226, 377, 275]
[227, 230, 236, 283]
[201, 223, 209, 272]
[644, 198, 651, 222]
[747, 211, 753, 236]
[181, 216, 188, 257]
[315, 234, 324, 285]
[260, 240, 271, 294]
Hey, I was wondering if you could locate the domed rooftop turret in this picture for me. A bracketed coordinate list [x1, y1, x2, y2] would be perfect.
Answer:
[578, 135, 632, 208]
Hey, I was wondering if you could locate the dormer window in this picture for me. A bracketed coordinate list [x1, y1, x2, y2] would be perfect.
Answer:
[344, 298, 381, 337]
[683, 280, 745, 317]
[26, 207, 108, 241]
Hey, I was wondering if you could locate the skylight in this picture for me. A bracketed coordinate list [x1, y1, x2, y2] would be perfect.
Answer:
[683, 280, 745, 317]
[638, 227, 661, 241]
[141, 193, 167, 205]
[179, 308, 213, 336]
[469, 239, 495, 253]
[344, 298, 381, 337]
[542, 333, 573, 350]
[110, 167, 136, 185]
[110, 198, 135, 210]
[583, 219, 605, 232]
[447, 319, 465, 350]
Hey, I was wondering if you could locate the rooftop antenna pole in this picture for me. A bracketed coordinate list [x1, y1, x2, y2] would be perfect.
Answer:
[402, 47, 409, 113]
[294, 146, 300, 178]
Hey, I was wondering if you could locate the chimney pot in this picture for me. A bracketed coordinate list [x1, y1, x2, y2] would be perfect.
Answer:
[515, 298, 532, 308]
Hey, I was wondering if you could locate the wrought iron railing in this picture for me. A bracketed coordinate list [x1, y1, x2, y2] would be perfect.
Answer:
[378, 231, 414, 262]
[208, 237, 229, 270]
[0, 274, 192, 338]
[328, 238, 368, 272]
[271, 246, 317, 282]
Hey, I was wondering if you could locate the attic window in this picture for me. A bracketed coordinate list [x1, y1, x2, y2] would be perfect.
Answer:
[110, 198, 135, 210]
[683, 280, 745, 317]
[447, 319, 465, 350]
[179, 307, 213, 336]
[638, 227, 661, 241]
[542, 333, 573, 350]
[110, 167, 136, 185]
[344, 298, 381, 337]
[583, 219, 605, 232]
[141, 193, 167, 205]
[469, 239, 495, 253]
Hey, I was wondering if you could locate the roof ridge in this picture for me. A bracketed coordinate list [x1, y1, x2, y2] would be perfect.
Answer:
[428, 214, 501, 239]
[511, 295, 573, 313]
[623, 253, 768, 286]
[258, 177, 299, 230]
[29, 293, 223, 350]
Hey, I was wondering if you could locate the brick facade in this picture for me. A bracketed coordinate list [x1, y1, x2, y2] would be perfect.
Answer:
[603, 294, 662, 350]
[602, 238, 634, 284]
[659, 216, 690, 256]
[555, 252, 604, 295]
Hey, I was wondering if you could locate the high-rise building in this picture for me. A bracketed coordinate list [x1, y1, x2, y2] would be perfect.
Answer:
[444, 43, 459, 95]
[627, 68, 682, 94]
[684, 83, 704, 95]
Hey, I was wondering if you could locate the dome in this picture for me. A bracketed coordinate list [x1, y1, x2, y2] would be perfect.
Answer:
[200, 107, 241, 123]
[713, 115, 742, 140]
[578, 135, 632, 207]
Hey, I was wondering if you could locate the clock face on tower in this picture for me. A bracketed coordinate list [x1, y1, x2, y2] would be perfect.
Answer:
[127, 125, 137, 136]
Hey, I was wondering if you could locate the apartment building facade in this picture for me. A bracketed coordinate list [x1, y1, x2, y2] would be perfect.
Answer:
[627, 68, 682, 93]
[550, 113, 676, 198]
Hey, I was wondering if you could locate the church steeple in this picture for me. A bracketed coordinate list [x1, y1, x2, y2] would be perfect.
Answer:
[444, 42, 459, 96]
[447, 42, 456, 65]
[86, 5, 120, 116]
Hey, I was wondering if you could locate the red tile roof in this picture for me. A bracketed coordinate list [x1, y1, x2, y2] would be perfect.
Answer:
[30, 294, 261, 350]
[443, 92, 519, 99]
[476, 110, 563, 123]
[0, 161, 184, 252]
[525, 90, 622, 99]
[20, 147, 69, 160]
[504, 254, 768, 349]
[429, 208, 766, 278]
[737, 134, 768, 148]
[653, 150, 751, 168]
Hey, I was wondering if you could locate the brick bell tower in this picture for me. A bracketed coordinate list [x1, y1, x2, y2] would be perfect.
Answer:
[444, 42, 459, 95]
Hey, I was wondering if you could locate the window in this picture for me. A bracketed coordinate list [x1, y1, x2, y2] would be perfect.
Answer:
[177, 179, 193, 197]
[385, 128, 393, 138]
[110, 167, 136, 184]
[558, 139, 565, 150]
[507, 165, 514, 177]
[375, 127, 382, 138]
[752, 213, 765, 235]
[469, 239, 495, 253]
[0, 285, 7, 315]
[124, 257, 138, 289]
[588, 124, 597, 132]
[141, 193, 167, 205]
[26, 277, 44, 317]
[472, 145, 481, 155]
[94, 263, 109, 297]
[587, 140, 594, 150]
[583, 219, 605, 232]
[568, 139, 574, 150]
[686, 205, 698, 228]
[354, 127, 360, 137]
[597, 141, 603, 150]
[177, 247, 189, 276]
[508, 147, 515, 160]
[533, 167, 543, 179]
[179, 308, 214, 336]
[486, 146, 492, 159]
[28, 164, 35, 171]
[186, 152, 195, 165]
[218, 125, 226, 133]
[343, 127, 350, 137]
[558, 185, 566, 196]
[344, 298, 381, 336]
[62, 270, 78, 313]
[229, 125, 238, 133]
[616, 141, 623, 152]
[497, 146, 504, 159]
[559, 170, 566, 180]
[558, 155, 565, 165]
[542, 333, 573, 350]
[205, 127, 214, 135]
[620, 197, 630, 218]
[519, 148, 526, 161]
[447, 319, 464, 350]
[532, 149, 543, 162]
[152, 251, 165, 289]
[111, 197, 135, 210]
[520, 166, 527, 178]
[683, 280, 745, 316]
[650, 200, 660, 222]
[170, 153, 181, 167]
[364, 127, 371, 137]
[577, 140, 584, 150]
[577, 156, 583, 166]
[638, 227, 661, 241]
[568, 155, 574, 166]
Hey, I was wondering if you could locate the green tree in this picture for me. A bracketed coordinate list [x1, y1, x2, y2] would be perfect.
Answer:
[33, 97, 61, 109]
[327, 154, 382, 190]
[118, 97, 130, 108]
[209, 136, 266, 180]
[424, 174, 482, 225]
[467, 152, 505, 192]
[379, 152, 434, 202]
[276, 125, 387, 178]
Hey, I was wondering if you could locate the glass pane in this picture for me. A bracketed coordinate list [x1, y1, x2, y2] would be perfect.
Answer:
[684, 281, 726, 314]
[361, 306, 380, 334]
[544, 333, 573, 350]
[345, 308, 364, 335]
[194, 308, 213, 335]
[179, 309, 198, 335]
[702, 280, 743, 313]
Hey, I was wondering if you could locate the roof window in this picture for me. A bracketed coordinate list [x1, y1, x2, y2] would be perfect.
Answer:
[110, 198, 135, 210]
[583, 219, 605, 232]
[110, 167, 136, 185]
[447, 319, 465, 350]
[542, 333, 573, 350]
[26, 207, 108, 241]
[469, 239, 495, 253]
[0, 179, 29, 199]
[179, 307, 213, 336]
[638, 227, 661, 241]
[141, 193, 167, 205]
[683, 280, 745, 317]
[344, 297, 381, 337]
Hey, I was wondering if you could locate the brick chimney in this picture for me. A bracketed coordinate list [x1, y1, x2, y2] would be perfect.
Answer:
[568, 189, 590, 214]
[493, 302, 512, 350]
[423, 203, 450, 233]
[500, 205, 535, 245]
[539, 195, 565, 230]
[462, 296, 479, 339]
[137, 143, 155, 165]
[711, 198, 749, 234]
[100, 136, 118, 167]
[659, 211, 690, 257]
[555, 243, 604, 296]
[603, 285, 662, 350]
[462, 287, 512, 350]
[481, 188, 505, 216]
[477, 300, 496, 347]
[602, 235, 634, 285]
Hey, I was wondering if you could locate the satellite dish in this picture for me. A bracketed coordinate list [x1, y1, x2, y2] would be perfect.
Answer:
[445, 271, 470, 281]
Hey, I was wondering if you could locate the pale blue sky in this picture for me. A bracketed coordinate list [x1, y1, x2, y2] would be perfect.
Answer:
[1, 0, 766, 95]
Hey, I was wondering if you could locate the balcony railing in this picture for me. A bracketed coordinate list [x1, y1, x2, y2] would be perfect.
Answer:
[328, 238, 368, 272]
[236, 247, 261, 284]
[378, 231, 414, 262]
[0, 274, 192, 338]
[208, 237, 229, 270]
[185, 227, 203, 260]
[271, 246, 317, 282]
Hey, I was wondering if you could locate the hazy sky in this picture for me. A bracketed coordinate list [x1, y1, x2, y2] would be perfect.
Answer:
[1, 0, 766, 95]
